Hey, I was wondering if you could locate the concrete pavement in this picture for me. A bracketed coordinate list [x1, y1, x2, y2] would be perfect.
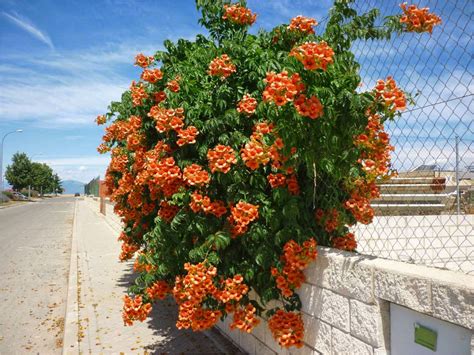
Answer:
[64, 198, 244, 354]
[0, 197, 75, 354]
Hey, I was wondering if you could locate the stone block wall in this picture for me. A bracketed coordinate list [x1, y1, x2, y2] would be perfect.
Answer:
[216, 247, 474, 354]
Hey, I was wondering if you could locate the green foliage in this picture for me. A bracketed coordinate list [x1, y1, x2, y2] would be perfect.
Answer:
[5, 152, 62, 193]
[5, 152, 33, 191]
[102, 0, 406, 321]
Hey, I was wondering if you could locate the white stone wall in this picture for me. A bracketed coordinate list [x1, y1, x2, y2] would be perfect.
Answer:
[216, 247, 474, 355]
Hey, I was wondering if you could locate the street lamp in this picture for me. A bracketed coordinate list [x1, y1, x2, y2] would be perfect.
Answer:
[0, 129, 23, 201]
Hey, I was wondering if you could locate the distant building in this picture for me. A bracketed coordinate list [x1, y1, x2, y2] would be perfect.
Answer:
[400, 164, 473, 187]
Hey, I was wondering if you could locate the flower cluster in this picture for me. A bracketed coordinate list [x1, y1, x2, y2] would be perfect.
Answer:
[228, 201, 259, 238]
[190, 192, 227, 218]
[374, 76, 407, 112]
[173, 263, 222, 331]
[141, 68, 163, 83]
[267, 172, 300, 195]
[183, 164, 211, 186]
[237, 94, 258, 115]
[215, 275, 249, 303]
[148, 106, 185, 133]
[346, 112, 394, 225]
[177, 126, 199, 146]
[95, 114, 106, 125]
[208, 54, 237, 78]
[134, 53, 154, 68]
[150, 156, 183, 197]
[207, 145, 237, 174]
[288, 15, 318, 34]
[230, 304, 260, 333]
[167, 77, 180, 92]
[263, 71, 305, 106]
[118, 232, 140, 261]
[354, 113, 394, 179]
[344, 193, 374, 225]
[133, 252, 155, 273]
[294, 94, 324, 119]
[267, 173, 286, 188]
[315, 208, 340, 232]
[272, 239, 317, 297]
[290, 41, 334, 71]
[153, 91, 167, 103]
[268, 310, 304, 348]
[146, 280, 171, 300]
[400, 3, 441, 34]
[241, 122, 286, 171]
[158, 201, 179, 222]
[130, 81, 148, 106]
[332, 232, 357, 251]
[222, 4, 257, 26]
[122, 295, 152, 326]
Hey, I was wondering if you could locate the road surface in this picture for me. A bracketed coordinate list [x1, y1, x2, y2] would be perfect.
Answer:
[0, 197, 75, 354]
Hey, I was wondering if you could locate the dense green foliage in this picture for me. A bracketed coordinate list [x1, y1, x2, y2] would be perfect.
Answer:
[6, 152, 63, 193]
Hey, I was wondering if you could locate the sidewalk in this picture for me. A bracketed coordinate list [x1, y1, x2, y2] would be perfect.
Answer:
[63, 198, 243, 354]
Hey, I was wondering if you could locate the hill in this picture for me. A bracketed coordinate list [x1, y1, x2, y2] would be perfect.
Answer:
[61, 180, 85, 195]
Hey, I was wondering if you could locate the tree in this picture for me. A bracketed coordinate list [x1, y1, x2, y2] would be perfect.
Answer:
[51, 174, 64, 194]
[5, 152, 32, 191]
[31, 162, 53, 194]
[5, 152, 63, 194]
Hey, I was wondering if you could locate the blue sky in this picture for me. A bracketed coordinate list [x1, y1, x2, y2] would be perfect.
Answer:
[0, 0, 472, 184]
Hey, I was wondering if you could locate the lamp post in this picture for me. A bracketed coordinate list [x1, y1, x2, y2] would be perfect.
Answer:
[0, 129, 23, 201]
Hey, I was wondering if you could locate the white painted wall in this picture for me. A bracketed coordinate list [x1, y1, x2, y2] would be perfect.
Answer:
[391, 303, 471, 355]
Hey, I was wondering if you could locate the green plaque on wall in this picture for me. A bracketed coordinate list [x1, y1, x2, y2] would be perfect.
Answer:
[414, 323, 437, 351]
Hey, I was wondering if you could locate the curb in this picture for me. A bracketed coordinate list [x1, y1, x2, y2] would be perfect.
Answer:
[62, 199, 80, 354]
[0, 201, 28, 210]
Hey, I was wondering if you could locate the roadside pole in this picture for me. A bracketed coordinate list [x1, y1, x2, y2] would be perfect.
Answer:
[100, 196, 106, 215]
[455, 135, 460, 215]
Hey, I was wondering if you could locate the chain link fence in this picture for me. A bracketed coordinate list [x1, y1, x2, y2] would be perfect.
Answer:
[84, 176, 100, 197]
[342, 0, 473, 274]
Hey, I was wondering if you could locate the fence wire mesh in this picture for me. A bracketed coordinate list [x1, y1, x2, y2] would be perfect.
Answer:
[84, 176, 100, 197]
[338, 0, 473, 274]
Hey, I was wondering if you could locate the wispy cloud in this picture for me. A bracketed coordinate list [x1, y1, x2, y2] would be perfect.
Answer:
[0, 42, 160, 127]
[2, 11, 54, 50]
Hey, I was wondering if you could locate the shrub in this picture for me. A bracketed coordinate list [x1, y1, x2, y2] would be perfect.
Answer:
[98, 0, 440, 348]
[1, 191, 12, 202]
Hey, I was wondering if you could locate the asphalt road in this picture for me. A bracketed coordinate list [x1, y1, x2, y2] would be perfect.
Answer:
[0, 197, 75, 354]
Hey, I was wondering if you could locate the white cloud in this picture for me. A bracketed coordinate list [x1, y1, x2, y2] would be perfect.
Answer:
[37, 156, 110, 183]
[38, 156, 110, 166]
[0, 42, 163, 127]
[2, 11, 54, 50]
[250, 0, 330, 18]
